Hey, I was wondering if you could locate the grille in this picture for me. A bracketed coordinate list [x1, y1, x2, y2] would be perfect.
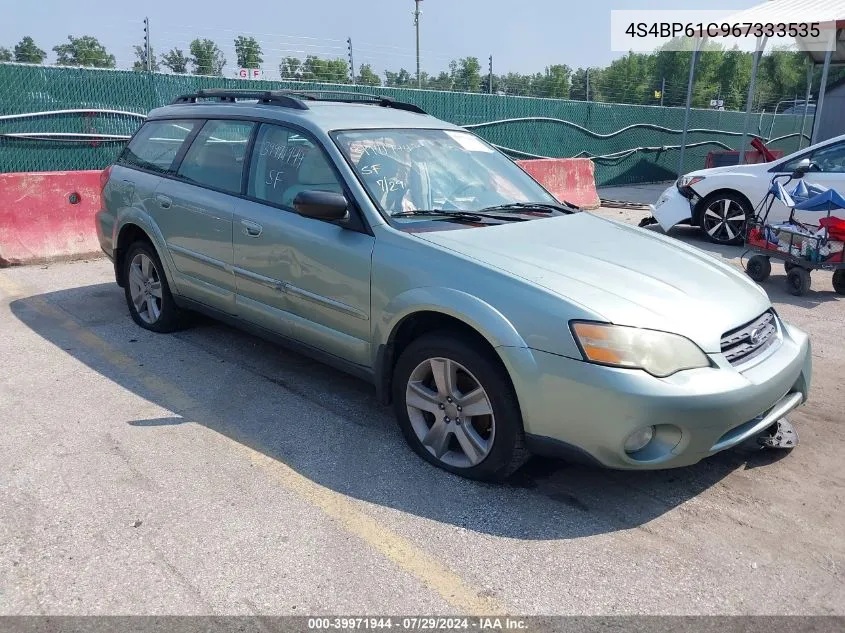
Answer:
[720, 311, 779, 366]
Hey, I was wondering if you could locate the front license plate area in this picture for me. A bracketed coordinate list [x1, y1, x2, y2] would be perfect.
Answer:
[756, 418, 799, 449]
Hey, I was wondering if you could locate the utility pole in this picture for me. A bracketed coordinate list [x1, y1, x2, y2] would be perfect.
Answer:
[488, 55, 493, 94]
[347, 37, 355, 84]
[414, 0, 422, 88]
[585, 68, 590, 101]
[739, 41, 765, 165]
[143, 17, 151, 72]
[678, 39, 701, 177]
[660, 76, 665, 106]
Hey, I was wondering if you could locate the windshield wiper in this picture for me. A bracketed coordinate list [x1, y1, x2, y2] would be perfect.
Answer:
[478, 202, 579, 214]
[391, 210, 529, 222]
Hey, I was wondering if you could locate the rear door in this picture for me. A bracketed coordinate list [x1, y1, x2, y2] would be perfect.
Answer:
[233, 122, 374, 366]
[154, 119, 254, 313]
[115, 118, 198, 243]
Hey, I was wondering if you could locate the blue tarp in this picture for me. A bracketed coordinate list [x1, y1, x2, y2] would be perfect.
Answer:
[790, 180, 829, 204]
[794, 188, 845, 212]
[770, 180, 795, 207]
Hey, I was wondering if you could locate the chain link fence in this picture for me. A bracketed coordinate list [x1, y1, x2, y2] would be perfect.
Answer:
[0, 63, 812, 186]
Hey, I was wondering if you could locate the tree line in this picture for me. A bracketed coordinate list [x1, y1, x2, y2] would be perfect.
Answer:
[2, 34, 842, 111]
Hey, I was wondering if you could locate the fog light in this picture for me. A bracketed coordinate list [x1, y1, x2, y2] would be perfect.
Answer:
[624, 426, 655, 454]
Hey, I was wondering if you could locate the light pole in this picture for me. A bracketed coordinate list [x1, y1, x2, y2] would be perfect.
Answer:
[414, 0, 422, 87]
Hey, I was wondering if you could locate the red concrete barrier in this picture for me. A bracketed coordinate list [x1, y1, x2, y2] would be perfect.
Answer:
[0, 160, 598, 266]
[516, 158, 600, 210]
[0, 170, 102, 266]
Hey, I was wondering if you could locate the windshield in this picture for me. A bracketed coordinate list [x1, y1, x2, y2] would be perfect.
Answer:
[334, 128, 557, 217]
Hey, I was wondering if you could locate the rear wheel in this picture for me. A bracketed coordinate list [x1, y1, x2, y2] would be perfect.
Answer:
[698, 192, 751, 245]
[746, 255, 771, 282]
[786, 267, 811, 296]
[392, 332, 527, 481]
[123, 241, 184, 333]
[833, 270, 845, 295]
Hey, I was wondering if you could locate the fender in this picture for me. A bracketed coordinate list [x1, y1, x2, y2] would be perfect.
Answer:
[372, 286, 545, 412]
[374, 286, 529, 356]
[112, 206, 180, 292]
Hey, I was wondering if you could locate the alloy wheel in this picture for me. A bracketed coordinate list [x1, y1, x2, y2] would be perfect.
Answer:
[128, 253, 163, 324]
[405, 357, 495, 468]
[702, 198, 747, 243]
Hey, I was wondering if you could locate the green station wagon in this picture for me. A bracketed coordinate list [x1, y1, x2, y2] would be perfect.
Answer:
[96, 89, 812, 480]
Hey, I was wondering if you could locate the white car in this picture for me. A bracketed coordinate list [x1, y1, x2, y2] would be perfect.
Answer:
[651, 133, 845, 245]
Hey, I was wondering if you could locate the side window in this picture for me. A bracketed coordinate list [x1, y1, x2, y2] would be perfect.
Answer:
[119, 120, 196, 173]
[248, 123, 343, 209]
[781, 141, 845, 174]
[810, 141, 845, 173]
[176, 120, 254, 194]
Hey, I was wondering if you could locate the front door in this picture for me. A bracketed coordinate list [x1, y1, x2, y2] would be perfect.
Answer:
[773, 139, 845, 224]
[233, 123, 374, 367]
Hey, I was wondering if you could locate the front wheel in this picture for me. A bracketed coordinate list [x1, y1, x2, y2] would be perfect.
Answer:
[392, 332, 527, 481]
[698, 192, 751, 245]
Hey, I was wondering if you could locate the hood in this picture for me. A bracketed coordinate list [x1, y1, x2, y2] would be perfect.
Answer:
[415, 213, 771, 353]
[687, 161, 773, 178]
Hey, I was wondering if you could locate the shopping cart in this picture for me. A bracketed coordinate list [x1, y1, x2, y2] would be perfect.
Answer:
[744, 172, 845, 296]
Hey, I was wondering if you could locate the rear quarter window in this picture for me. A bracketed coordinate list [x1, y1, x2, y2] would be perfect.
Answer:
[119, 120, 197, 173]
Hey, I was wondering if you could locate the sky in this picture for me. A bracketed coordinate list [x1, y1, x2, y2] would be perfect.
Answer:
[2, 0, 763, 79]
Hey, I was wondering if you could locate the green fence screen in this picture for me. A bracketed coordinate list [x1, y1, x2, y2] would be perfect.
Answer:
[0, 63, 812, 186]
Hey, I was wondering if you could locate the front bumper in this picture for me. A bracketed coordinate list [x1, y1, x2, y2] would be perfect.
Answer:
[503, 319, 812, 470]
[650, 184, 696, 232]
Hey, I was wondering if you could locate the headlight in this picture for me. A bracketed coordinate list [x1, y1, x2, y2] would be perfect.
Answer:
[570, 322, 710, 377]
[677, 175, 705, 189]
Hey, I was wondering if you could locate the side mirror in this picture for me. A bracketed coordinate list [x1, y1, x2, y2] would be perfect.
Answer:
[293, 190, 349, 221]
[791, 158, 813, 178]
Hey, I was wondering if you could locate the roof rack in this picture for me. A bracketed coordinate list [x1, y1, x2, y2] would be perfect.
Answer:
[170, 89, 309, 109]
[282, 90, 427, 114]
[169, 88, 427, 114]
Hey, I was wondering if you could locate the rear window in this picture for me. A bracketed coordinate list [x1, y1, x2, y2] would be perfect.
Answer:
[119, 120, 196, 173]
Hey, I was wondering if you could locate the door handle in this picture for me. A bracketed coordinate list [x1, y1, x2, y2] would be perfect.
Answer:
[155, 194, 172, 209]
[241, 219, 263, 237]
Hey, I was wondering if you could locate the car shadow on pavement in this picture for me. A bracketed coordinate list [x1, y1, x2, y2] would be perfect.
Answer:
[11, 283, 794, 541]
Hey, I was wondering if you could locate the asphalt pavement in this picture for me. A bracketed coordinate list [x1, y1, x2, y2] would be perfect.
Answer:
[1, 211, 843, 616]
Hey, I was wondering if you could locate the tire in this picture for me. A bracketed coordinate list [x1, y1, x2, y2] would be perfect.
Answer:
[786, 267, 811, 296]
[784, 261, 797, 274]
[392, 331, 527, 481]
[833, 270, 845, 295]
[746, 255, 771, 282]
[697, 191, 752, 245]
[123, 240, 185, 333]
